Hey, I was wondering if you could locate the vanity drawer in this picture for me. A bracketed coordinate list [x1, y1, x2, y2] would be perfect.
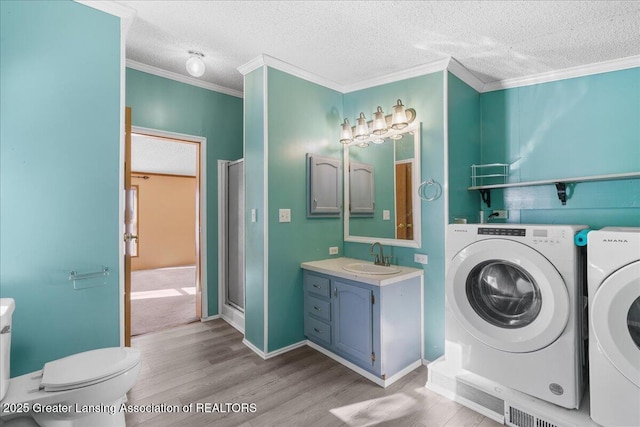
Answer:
[305, 316, 331, 345]
[305, 295, 331, 322]
[304, 272, 330, 298]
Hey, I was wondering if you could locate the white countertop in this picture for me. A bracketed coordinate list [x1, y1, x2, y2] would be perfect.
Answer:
[301, 257, 423, 286]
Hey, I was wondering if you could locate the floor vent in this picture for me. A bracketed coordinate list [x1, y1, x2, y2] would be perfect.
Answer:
[506, 406, 558, 427]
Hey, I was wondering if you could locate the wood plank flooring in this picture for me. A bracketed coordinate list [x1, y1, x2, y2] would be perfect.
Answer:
[125, 319, 503, 427]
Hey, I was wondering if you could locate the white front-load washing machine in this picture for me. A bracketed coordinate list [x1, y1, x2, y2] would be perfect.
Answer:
[587, 227, 640, 427]
[445, 224, 588, 409]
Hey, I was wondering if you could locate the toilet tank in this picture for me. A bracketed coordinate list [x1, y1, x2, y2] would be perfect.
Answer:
[0, 298, 15, 400]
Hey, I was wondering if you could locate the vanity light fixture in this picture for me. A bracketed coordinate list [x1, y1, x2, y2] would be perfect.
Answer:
[354, 113, 370, 141]
[186, 50, 205, 77]
[339, 99, 416, 147]
[340, 119, 354, 144]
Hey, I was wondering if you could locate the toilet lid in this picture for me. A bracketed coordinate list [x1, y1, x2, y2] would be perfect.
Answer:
[41, 347, 140, 392]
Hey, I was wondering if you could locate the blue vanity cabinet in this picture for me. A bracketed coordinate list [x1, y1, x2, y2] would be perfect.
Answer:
[333, 279, 376, 369]
[303, 271, 332, 347]
[302, 266, 422, 386]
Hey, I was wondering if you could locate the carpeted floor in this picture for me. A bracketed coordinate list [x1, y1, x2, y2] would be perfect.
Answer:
[131, 265, 199, 336]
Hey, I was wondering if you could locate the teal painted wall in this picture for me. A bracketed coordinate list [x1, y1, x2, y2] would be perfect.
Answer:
[125, 68, 243, 315]
[0, 1, 121, 376]
[480, 68, 640, 227]
[244, 68, 266, 350]
[343, 73, 447, 361]
[266, 68, 344, 352]
[448, 73, 481, 224]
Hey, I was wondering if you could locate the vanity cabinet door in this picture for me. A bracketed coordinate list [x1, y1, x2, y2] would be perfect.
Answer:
[332, 281, 373, 367]
[349, 161, 374, 216]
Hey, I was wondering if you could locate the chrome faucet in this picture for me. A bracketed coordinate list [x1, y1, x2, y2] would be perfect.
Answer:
[370, 242, 390, 266]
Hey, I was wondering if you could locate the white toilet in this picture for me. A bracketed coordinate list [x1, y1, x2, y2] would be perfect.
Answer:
[0, 298, 141, 426]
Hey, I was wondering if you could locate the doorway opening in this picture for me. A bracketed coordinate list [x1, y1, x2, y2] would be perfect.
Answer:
[127, 129, 206, 339]
[218, 159, 245, 332]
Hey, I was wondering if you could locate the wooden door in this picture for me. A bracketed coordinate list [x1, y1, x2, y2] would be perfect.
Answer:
[395, 162, 413, 240]
[124, 107, 133, 346]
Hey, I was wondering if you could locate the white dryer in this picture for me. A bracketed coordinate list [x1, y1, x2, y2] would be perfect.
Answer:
[445, 224, 588, 409]
[587, 227, 640, 427]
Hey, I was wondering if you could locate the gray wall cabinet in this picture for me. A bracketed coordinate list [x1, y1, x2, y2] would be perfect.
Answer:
[306, 153, 342, 217]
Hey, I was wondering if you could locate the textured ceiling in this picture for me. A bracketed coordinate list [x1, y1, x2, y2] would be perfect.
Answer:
[131, 134, 197, 176]
[117, 1, 640, 94]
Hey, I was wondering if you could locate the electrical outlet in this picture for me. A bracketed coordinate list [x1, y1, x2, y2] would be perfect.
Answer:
[414, 253, 428, 264]
[329, 247, 339, 255]
[279, 209, 291, 223]
[492, 210, 508, 219]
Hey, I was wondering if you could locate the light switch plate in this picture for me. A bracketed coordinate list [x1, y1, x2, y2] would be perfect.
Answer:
[279, 208, 291, 223]
[383, 210, 390, 220]
[251, 209, 257, 223]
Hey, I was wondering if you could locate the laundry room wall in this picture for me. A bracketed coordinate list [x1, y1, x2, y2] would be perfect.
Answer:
[479, 68, 640, 228]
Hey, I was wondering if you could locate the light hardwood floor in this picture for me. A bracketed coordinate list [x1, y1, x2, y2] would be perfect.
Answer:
[125, 319, 503, 427]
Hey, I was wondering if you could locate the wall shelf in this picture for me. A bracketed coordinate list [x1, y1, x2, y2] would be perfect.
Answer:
[468, 171, 640, 207]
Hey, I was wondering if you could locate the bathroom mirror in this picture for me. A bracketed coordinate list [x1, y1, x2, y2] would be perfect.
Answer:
[344, 122, 421, 248]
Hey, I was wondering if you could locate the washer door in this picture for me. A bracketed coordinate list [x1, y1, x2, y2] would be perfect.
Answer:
[447, 239, 570, 353]
[591, 261, 640, 387]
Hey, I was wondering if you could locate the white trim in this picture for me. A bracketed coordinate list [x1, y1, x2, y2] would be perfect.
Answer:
[447, 57, 485, 93]
[218, 159, 229, 322]
[75, 0, 136, 35]
[238, 54, 343, 92]
[482, 55, 640, 93]
[306, 341, 421, 388]
[263, 66, 269, 354]
[420, 275, 425, 361]
[265, 340, 307, 359]
[130, 126, 208, 319]
[243, 338, 266, 359]
[426, 379, 505, 423]
[422, 358, 432, 366]
[237, 55, 267, 76]
[126, 59, 243, 98]
[117, 8, 128, 347]
[344, 57, 451, 93]
[442, 68, 450, 273]
[200, 314, 221, 322]
[221, 309, 245, 334]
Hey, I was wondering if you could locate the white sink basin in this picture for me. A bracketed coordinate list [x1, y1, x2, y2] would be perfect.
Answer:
[343, 262, 400, 275]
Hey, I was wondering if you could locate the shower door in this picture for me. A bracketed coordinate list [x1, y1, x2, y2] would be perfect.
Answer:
[226, 160, 245, 311]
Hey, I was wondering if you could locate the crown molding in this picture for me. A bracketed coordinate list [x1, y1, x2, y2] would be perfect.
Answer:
[126, 60, 243, 98]
[482, 55, 640, 93]
[343, 57, 451, 93]
[238, 54, 344, 92]
[446, 57, 485, 93]
[75, 1, 136, 35]
[237, 55, 267, 76]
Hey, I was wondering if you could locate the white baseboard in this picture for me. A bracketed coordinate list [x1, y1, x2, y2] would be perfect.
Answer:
[200, 314, 220, 322]
[306, 341, 420, 388]
[242, 338, 307, 360]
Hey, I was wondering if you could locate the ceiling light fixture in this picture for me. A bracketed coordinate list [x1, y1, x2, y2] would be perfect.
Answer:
[186, 50, 205, 77]
[339, 99, 416, 147]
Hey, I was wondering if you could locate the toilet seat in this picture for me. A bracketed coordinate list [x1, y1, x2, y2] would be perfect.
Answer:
[41, 347, 140, 392]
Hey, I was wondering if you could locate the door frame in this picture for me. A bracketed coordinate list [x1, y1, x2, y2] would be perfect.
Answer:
[218, 159, 246, 333]
[120, 125, 208, 345]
